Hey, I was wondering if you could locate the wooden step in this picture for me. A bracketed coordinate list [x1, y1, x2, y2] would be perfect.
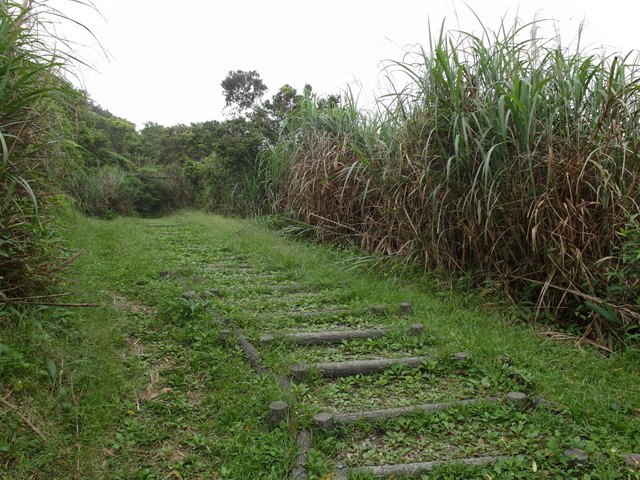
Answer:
[312, 397, 499, 427]
[333, 455, 510, 479]
[291, 356, 430, 382]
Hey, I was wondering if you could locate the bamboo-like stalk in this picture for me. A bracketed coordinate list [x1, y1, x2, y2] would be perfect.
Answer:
[0, 1, 94, 304]
[260, 15, 640, 342]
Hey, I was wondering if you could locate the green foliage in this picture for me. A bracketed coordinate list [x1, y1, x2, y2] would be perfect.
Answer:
[4, 211, 640, 477]
[615, 215, 640, 296]
[76, 101, 140, 167]
[67, 164, 191, 218]
[68, 102, 273, 216]
[221, 69, 268, 115]
[261, 17, 640, 342]
[61, 69, 336, 218]
[209, 117, 264, 173]
[0, 334, 36, 379]
[253, 84, 309, 142]
[156, 296, 211, 325]
[0, 1, 86, 303]
[139, 123, 191, 165]
[187, 120, 223, 160]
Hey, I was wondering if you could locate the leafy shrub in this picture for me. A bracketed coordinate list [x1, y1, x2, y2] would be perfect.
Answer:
[67, 165, 192, 217]
[616, 215, 640, 293]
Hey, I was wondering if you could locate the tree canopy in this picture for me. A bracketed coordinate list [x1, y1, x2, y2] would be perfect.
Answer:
[221, 70, 268, 115]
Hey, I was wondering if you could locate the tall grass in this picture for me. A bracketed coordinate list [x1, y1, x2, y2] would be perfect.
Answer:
[262, 18, 640, 343]
[0, 1, 88, 304]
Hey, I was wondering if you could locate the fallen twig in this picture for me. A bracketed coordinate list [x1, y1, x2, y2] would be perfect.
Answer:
[0, 395, 47, 441]
[538, 330, 614, 353]
[1, 302, 101, 307]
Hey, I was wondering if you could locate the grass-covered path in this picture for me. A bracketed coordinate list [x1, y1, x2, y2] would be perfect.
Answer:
[3, 211, 640, 479]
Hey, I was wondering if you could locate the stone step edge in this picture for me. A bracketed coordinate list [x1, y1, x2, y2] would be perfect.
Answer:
[254, 302, 413, 318]
[291, 356, 433, 381]
[261, 324, 424, 345]
[333, 455, 511, 478]
[312, 397, 499, 426]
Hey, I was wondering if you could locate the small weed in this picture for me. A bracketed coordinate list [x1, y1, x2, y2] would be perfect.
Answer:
[156, 297, 211, 325]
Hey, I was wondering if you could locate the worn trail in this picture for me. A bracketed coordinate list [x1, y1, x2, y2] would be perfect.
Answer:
[165, 228, 583, 479]
[113, 216, 633, 479]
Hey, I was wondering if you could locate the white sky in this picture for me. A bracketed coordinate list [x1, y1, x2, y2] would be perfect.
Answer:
[46, 0, 640, 129]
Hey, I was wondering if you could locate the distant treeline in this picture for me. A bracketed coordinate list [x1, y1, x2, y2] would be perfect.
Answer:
[66, 71, 340, 218]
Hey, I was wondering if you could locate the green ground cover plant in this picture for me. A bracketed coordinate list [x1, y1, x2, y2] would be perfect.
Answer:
[3, 210, 640, 479]
[288, 352, 533, 413]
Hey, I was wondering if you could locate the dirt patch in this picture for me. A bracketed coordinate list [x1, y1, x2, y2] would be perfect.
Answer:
[124, 336, 145, 356]
[138, 362, 174, 401]
[151, 443, 189, 463]
[108, 294, 155, 315]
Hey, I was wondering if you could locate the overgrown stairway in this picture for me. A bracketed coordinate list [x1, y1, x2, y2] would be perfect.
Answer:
[214, 259, 588, 479]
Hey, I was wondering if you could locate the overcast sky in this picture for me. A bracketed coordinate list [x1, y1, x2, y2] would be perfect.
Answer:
[47, 0, 640, 129]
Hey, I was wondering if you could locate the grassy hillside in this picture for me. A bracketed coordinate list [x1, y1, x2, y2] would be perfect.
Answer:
[2, 210, 640, 479]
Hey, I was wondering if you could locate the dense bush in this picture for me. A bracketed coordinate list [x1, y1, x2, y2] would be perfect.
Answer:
[261, 20, 640, 343]
[67, 165, 192, 218]
[0, 2, 81, 304]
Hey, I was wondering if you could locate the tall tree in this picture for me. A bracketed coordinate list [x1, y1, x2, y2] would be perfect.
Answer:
[221, 70, 268, 116]
[253, 84, 303, 141]
[211, 117, 263, 174]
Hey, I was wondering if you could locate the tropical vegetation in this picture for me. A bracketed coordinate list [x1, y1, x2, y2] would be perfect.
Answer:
[257, 21, 640, 346]
[2, 2, 640, 478]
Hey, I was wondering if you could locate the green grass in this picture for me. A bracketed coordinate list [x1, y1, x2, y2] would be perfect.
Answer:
[2, 210, 640, 479]
[310, 402, 627, 479]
